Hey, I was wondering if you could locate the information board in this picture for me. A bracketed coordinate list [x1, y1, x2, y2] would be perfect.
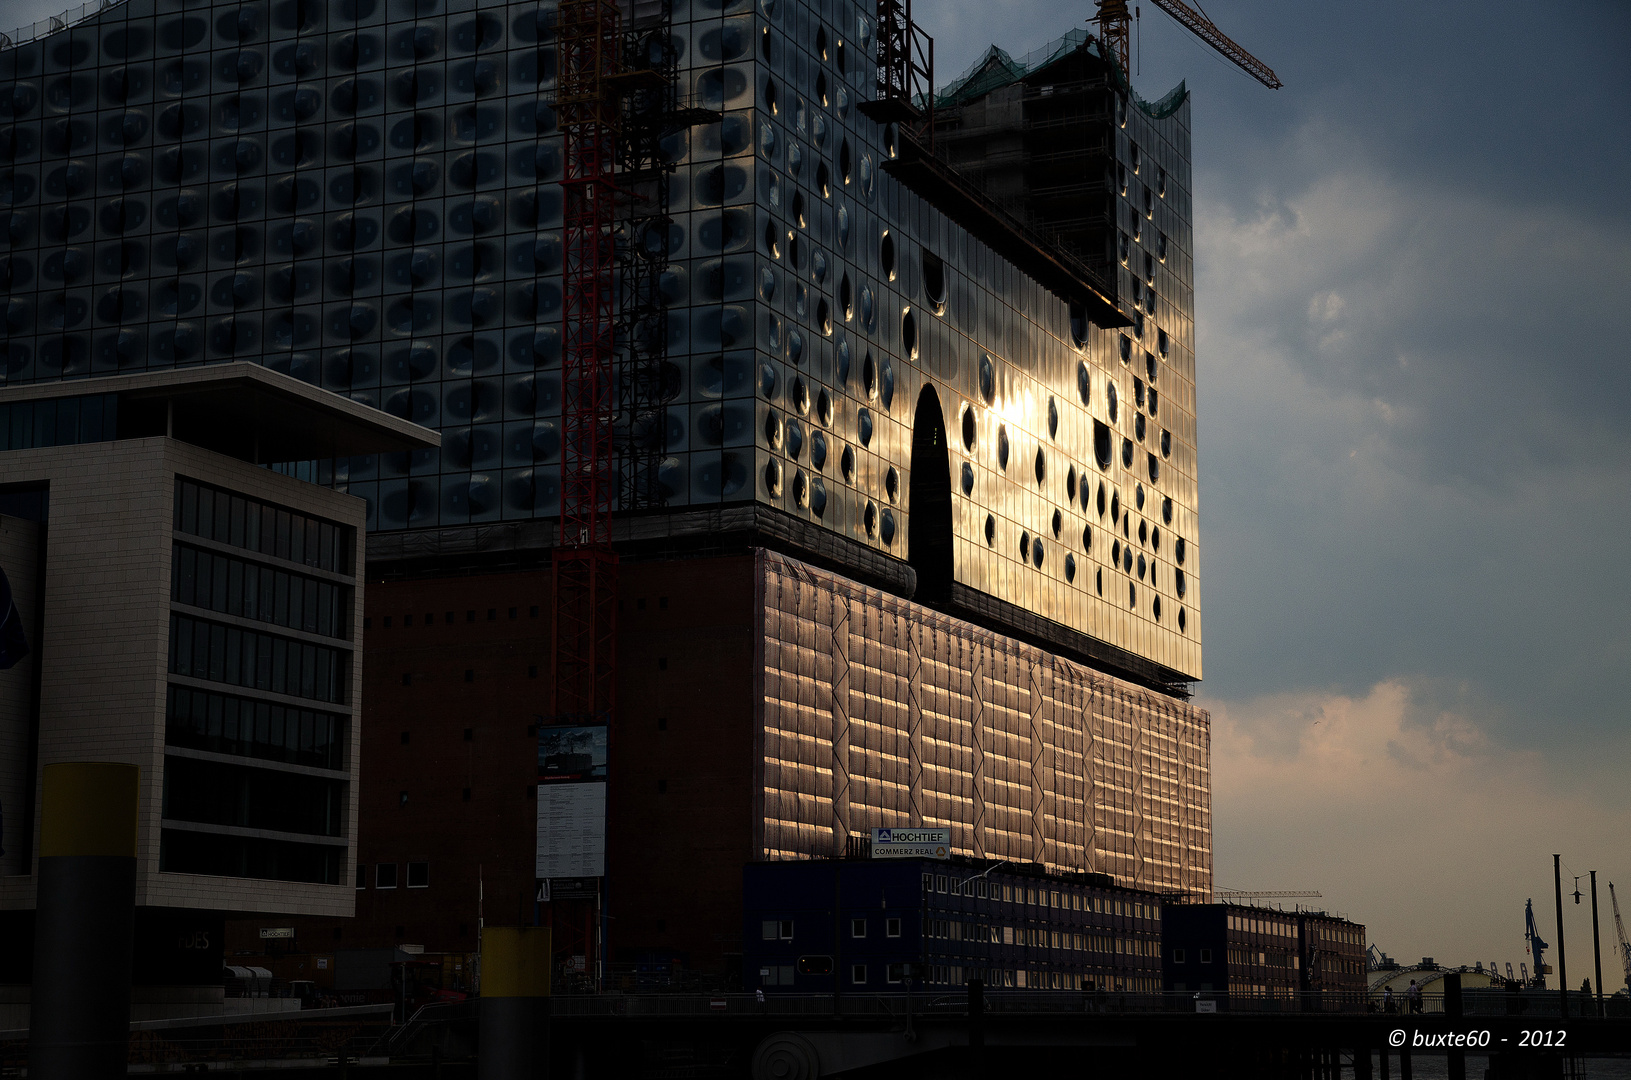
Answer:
[536, 782, 606, 878]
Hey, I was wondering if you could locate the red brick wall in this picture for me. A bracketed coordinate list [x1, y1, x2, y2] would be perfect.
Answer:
[605, 555, 757, 970]
[226, 555, 758, 976]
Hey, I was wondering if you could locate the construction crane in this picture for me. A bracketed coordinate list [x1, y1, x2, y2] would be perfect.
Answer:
[1611, 883, 1631, 994]
[1094, 0, 1282, 90]
[549, 0, 625, 989]
[555, 0, 621, 727]
[548, 0, 717, 987]
[1525, 898, 1551, 989]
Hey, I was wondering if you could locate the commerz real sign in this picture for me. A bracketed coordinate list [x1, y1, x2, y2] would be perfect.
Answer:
[871, 827, 950, 860]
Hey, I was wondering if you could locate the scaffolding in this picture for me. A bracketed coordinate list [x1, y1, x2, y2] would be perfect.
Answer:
[860, 0, 934, 149]
[931, 30, 1124, 294]
[554, 0, 621, 727]
[613, 9, 680, 514]
[548, 0, 718, 986]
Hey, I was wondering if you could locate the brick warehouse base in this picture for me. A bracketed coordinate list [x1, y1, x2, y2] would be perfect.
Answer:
[234, 550, 1208, 984]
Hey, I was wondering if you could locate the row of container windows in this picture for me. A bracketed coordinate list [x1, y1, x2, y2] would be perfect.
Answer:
[927, 920, 1158, 957]
[769, 966, 1161, 992]
[1229, 948, 1299, 971]
[924, 873, 1158, 921]
[172, 541, 350, 639]
[1312, 925, 1363, 945]
[165, 683, 346, 770]
[1228, 913, 1296, 939]
[174, 476, 353, 574]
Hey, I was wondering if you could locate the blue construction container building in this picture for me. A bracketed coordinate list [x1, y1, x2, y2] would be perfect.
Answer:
[744, 856, 1165, 994]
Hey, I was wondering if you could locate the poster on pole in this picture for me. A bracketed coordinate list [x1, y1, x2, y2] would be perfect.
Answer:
[536, 778, 606, 878]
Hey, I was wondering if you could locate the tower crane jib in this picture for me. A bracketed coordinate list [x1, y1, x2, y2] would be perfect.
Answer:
[1094, 0, 1282, 91]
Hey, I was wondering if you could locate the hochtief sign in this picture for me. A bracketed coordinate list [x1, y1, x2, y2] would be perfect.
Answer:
[871, 827, 950, 860]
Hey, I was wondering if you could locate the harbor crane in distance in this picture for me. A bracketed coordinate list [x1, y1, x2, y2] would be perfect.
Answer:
[1525, 898, 1551, 989]
[1611, 882, 1631, 994]
[1365, 944, 1394, 971]
[1093, 0, 1283, 91]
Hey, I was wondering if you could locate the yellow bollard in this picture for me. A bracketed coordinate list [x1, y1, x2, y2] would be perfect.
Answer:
[478, 927, 552, 1080]
[30, 762, 140, 1080]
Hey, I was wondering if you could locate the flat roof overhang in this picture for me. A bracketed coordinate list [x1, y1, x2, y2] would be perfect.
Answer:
[0, 363, 440, 461]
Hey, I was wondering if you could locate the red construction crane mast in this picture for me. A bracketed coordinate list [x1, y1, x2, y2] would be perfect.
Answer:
[554, 0, 621, 732]
[549, 0, 622, 986]
[546, 0, 711, 987]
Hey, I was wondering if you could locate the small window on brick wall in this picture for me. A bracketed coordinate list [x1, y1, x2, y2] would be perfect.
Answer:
[376, 863, 398, 889]
[356, 864, 368, 889]
[406, 862, 429, 888]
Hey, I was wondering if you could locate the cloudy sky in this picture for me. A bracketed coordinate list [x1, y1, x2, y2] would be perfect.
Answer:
[2, 0, 1625, 980]
[931, 0, 1631, 977]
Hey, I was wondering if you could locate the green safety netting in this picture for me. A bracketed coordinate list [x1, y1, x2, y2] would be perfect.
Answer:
[933, 26, 1187, 121]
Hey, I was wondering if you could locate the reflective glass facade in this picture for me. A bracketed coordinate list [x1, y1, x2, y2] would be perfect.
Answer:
[0, 0, 1201, 682]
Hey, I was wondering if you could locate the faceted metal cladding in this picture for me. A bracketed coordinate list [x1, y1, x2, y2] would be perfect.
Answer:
[756, 551, 1211, 896]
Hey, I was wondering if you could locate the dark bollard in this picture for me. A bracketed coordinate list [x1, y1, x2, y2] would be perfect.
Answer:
[966, 978, 984, 1078]
[967, 978, 984, 1048]
[1400, 1050, 1412, 1080]
[1444, 973, 1465, 1080]
[28, 763, 139, 1080]
[479, 927, 552, 1080]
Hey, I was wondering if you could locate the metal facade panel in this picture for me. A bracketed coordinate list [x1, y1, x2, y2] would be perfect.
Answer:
[757, 549, 1209, 897]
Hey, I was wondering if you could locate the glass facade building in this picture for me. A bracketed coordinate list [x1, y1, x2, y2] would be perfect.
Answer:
[1, 0, 1212, 912]
[0, 0, 1200, 684]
